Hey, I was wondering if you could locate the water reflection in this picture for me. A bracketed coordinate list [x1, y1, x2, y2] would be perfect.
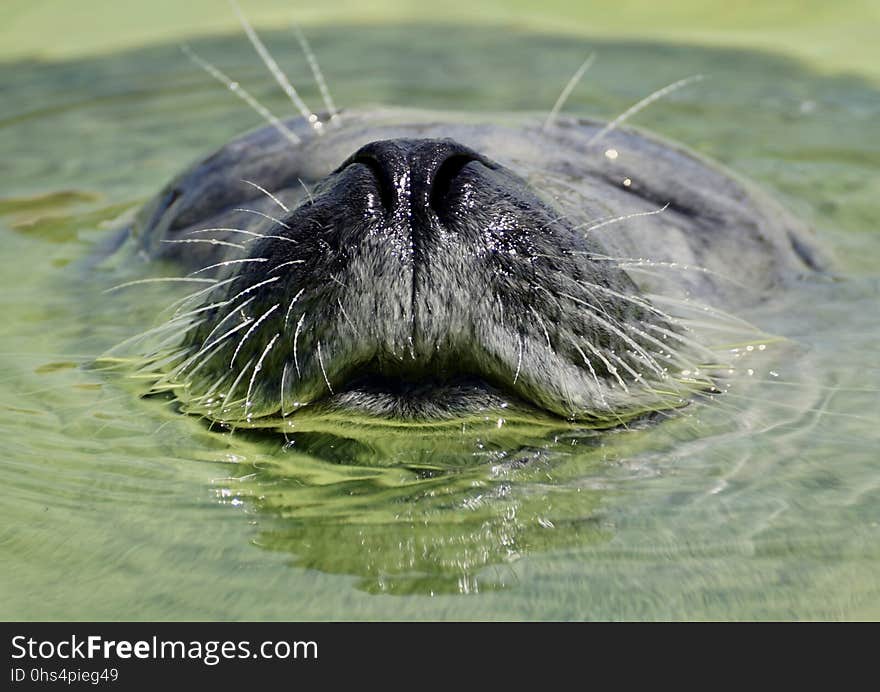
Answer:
[216, 420, 618, 594]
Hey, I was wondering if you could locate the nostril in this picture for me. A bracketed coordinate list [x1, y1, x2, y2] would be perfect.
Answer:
[349, 154, 394, 213]
[429, 153, 479, 214]
[340, 139, 491, 219]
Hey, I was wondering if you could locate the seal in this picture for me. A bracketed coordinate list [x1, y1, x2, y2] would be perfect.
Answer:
[117, 105, 823, 430]
[110, 27, 825, 432]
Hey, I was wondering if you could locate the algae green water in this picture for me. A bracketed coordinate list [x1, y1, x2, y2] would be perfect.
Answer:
[1, 3, 879, 619]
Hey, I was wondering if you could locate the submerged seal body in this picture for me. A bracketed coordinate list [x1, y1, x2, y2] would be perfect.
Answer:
[120, 106, 823, 429]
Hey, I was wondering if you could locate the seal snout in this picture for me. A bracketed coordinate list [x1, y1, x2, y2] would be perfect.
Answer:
[340, 138, 489, 224]
[158, 134, 686, 425]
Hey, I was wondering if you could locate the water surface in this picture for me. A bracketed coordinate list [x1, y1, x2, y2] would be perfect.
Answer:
[1, 23, 878, 619]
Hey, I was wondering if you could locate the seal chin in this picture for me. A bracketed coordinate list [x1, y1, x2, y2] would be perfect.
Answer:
[155, 136, 701, 429]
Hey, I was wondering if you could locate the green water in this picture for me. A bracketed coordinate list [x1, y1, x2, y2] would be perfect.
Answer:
[1, 20, 879, 619]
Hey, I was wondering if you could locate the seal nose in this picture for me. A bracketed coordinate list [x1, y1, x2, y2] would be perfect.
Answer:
[343, 138, 488, 219]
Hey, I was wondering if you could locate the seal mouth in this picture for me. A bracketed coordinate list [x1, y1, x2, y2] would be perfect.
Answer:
[127, 134, 714, 430]
[319, 373, 517, 420]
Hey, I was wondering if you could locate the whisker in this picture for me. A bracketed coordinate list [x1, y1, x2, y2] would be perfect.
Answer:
[200, 315, 255, 356]
[571, 342, 608, 407]
[161, 238, 246, 250]
[528, 306, 553, 350]
[543, 52, 596, 131]
[336, 298, 360, 335]
[240, 179, 290, 212]
[316, 340, 333, 393]
[283, 288, 306, 327]
[188, 227, 297, 245]
[193, 371, 231, 402]
[195, 295, 257, 352]
[181, 44, 301, 146]
[189, 258, 268, 276]
[568, 276, 673, 322]
[168, 300, 230, 322]
[555, 288, 664, 374]
[106, 316, 203, 354]
[246, 332, 280, 414]
[587, 253, 748, 289]
[622, 322, 705, 370]
[232, 207, 291, 229]
[298, 178, 315, 204]
[644, 322, 741, 366]
[270, 259, 305, 275]
[624, 266, 743, 291]
[230, 303, 279, 367]
[564, 276, 703, 370]
[538, 212, 576, 232]
[293, 25, 341, 124]
[175, 337, 235, 384]
[174, 315, 255, 380]
[678, 318, 770, 336]
[222, 356, 255, 413]
[293, 313, 306, 377]
[587, 74, 705, 146]
[138, 347, 191, 374]
[148, 325, 206, 357]
[571, 203, 669, 234]
[224, 276, 281, 305]
[610, 351, 644, 382]
[104, 276, 215, 294]
[228, 0, 321, 130]
[280, 359, 290, 413]
[513, 332, 524, 384]
[646, 293, 758, 330]
[580, 339, 628, 392]
[164, 276, 239, 316]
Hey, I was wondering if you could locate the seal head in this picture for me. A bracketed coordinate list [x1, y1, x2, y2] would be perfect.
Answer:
[173, 136, 673, 424]
[122, 108, 822, 429]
